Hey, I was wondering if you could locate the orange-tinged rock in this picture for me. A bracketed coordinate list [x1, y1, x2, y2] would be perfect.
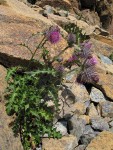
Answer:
[0, 2, 73, 67]
[42, 135, 78, 150]
[86, 131, 113, 150]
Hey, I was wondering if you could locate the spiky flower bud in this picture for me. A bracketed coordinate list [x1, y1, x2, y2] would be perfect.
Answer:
[67, 33, 76, 47]
[77, 66, 99, 83]
[45, 26, 61, 44]
[80, 41, 92, 58]
[85, 56, 98, 67]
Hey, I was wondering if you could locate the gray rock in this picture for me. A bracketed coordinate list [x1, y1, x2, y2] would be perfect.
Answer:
[88, 103, 99, 119]
[54, 121, 68, 136]
[90, 87, 106, 103]
[108, 127, 113, 133]
[43, 5, 54, 14]
[83, 125, 95, 135]
[99, 54, 113, 65]
[80, 125, 96, 145]
[68, 115, 86, 141]
[75, 145, 86, 150]
[91, 117, 109, 131]
[58, 10, 68, 17]
[80, 134, 96, 145]
[99, 101, 113, 117]
[109, 120, 113, 127]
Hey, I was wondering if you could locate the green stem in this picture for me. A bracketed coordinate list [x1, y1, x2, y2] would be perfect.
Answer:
[30, 37, 46, 61]
[51, 46, 69, 64]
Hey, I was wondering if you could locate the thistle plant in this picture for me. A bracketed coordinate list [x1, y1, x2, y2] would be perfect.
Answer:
[5, 25, 99, 150]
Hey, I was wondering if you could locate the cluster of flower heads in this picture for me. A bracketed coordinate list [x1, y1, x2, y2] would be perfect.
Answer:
[44, 26, 99, 84]
[77, 41, 99, 83]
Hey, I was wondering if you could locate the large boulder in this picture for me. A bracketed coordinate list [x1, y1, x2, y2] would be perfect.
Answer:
[86, 131, 113, 150]
[0, 0, 74, 67]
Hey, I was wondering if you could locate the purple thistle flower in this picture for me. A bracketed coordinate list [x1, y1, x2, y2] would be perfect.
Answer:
[77, 66, 99, 83]
[67, 33, 76, 46]
[85, 56, 98, 67]
[80, 41, 92, 58]
[45, 26, 61, 44]
[68, 54, 77, 62]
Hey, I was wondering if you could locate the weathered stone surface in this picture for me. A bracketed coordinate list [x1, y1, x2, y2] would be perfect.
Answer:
[58, 82, 90, 118]
[0, 65, 7, 101]
[109, 120, 113, 127]
[99, 101, 113, 117]
[80, 125, 96, 145]
[88, 103, 99, 119]
[96, 73, 113, 100]
[54, 121, 68, 136]
[86, 131, 113, 150]
[0, 102, 23, 150]
[72, 102, 86, 115]
[81, 9, 100, 26]
[0, 0, 74, 67]
[68, 115, 86, 141]
[42, 135, 78, 150]
[91, 37, 113, 57]
[91, 117, 109, 131]
[90, 87, 106, 103]
[79, 115, 90, 125]
[70, 83, 90, 103]
[75, 145, 86, 150]
[99, 54, 113, 65]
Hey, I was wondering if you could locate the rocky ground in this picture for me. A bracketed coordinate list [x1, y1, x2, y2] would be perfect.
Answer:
[0, 0, 113, 150]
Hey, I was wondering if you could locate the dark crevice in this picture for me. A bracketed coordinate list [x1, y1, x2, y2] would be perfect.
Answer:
[27, 0, 36, 5]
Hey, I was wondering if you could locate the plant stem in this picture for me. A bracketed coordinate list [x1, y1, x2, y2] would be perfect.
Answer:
[30, 37, 46, 61]
[51, 46, 69, 64]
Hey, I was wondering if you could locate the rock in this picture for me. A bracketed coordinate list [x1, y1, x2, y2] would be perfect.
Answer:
[0, 102, 23, 150]
[0, 65, 7, 101]
[95, 73, 113, 100]
[75, 145, 86, 150]
[90, 37, 113, 57]
[70, 83, 90, 103]
[68, 115, 86, 141]
[91, 117, 109, 131]
[42, 135, 78, 150]
[109, 120, 113, 127]
[86, 131, 113, 150]
[80, 134, 96, 145]
[80, 125, 96, 145]
[35, 0, 72, 12]
[72, 102, 86, 115]
[81, 9, 100, 26]
[90, 87, 106, 103]
[58, 82, 90, 118]
[58, 10, 69, 17]
[0, 0, 74, 67]
[88, 103, 99, 119]
[99, 101, 113, 117]
[43, 5, 54, 15]
[99, 54, 113, 65]
[54, 121, 68, 136]
[79, 115, 90, 125]
[83, 125, 95, 135]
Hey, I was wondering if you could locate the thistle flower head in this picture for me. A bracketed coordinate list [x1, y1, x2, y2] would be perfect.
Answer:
[67, 33, 76, 47]
[45, 26, 61, 44]
[77, 66, 99, 83]
[85, 56, 98, 67]
[80, 41, 92, 58]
